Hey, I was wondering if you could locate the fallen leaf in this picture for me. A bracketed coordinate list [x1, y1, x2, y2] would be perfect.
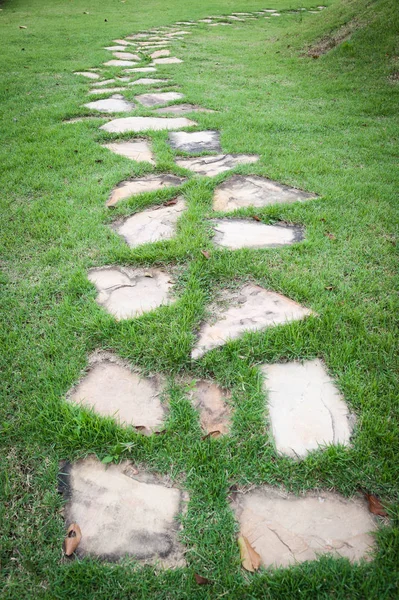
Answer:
[365, 493, 388, 517]
[325, 285, 335, 291]
[102, 455, 114, 464]
[155, 429, 167, 435]
[64, 523, 82, 556]
[19, 25, 27, 29]
[201, 250, 210, 259]
[163, 198, 178, 206]
[194, 573, 211, 585]
[238, 535, 261, 572]
[202, 430, 221, 440]
[325, 232, 336, 240]
[143, 272, 153, 278]
[252, 215, 261, 222]
[135, 425, 147, 432]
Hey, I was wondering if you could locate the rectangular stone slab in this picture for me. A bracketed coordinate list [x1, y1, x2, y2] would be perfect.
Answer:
[107, 174, 186, 206]
[211, 219, 303, 249]
[101, 116, 197, 133]
[176, 154, 259, 177]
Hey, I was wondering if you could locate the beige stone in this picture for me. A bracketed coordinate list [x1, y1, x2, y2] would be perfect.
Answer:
[129, 78, 169, 86]
[89, 87, 126, 95]
[231, 486, 377, 567]
[192, 285, 313, 359]
[189, 380, 232, 435]
[135, 92, 184, 108]
[152, 57, 183, 65]
[176, 154, 259, 177]
[104, 46, 130, 52]
[124, 67, 157, 73]
[104, 60, 138, 67]
[115, 197, 186, 247]
[91, 78, 116, 87]
[112, 52, 140, 60]
[211, 219, 303, 249]
[88, 267, 174, 320]
[169, 130, 220, 153]
[74, 71, 101, 79]
[113, 39, 134, 45]
[101, 116, 196, 134]
[213, 175, 317, 212]
[156, 104, 214, 115]
[107, 174, 186, 207]
[61, 457, 186, 564]
[150, 49, 171, 59]
[84, 95, 134, 114]
[102, 139, 155, 164]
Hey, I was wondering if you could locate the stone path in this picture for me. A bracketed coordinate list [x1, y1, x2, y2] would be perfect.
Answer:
[62, 5, 379, 570]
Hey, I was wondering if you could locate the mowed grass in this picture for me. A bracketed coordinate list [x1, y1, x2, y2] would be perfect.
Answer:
[1, 0, 398, 597]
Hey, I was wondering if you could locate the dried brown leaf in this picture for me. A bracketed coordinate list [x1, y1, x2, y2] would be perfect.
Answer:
[163, 198, 178, 206]
[194, 573, 211, 585]
[238, 535, 261, 572]
[201, 249, 211, 259]
[202, 430, 221, 440]
[325, 232, 336, 240]
[366, 493, 388, 517]
[64, 523, 82, 556]
[252, 215, 261, 222]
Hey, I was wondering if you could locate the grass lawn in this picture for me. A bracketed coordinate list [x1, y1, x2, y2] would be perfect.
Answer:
[1, 0, 398, 597]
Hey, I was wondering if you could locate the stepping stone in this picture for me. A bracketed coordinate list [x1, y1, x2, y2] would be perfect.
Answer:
[113, 39, 134, 45]
[191, 284, 313, 359]
[231, 486, 377, 568]
[107, 174, 186, 207]
[115, 197, 186, 247]
[67, 353, 166, 429]
[84, 95, 134, 114]
[227, 16, 245, 21]
[74, 71, 101, 79]
[91, 78, 116, 87]
[112, 52, 140, 60]
[129, 78, 169, 86]
[101, 116, 196, 133]
[168, 130, 221, 153]
[88, 267, 174, 320]
[103, 139, 155, 164]
[60, 457, 186, 564]
[104, 60, 138, 67]
[89, 87, 126, 95]
[150, 49, 171, 59]
[135, 92, 184, 107]
[210, 219, 303, 249]
[213, 175, 316, 212]
[116, 76, 131, 82]
[151, 57, 183, 65]
[271, 13, 281, 16]
[199, 19, 214, 23]
[156, 104, 214, 115]
[176, 154, 259, 177]
[124, 67, 157, 73]
[189, 380, 232, 435]
[261, 360, 353, 458]
[104, 46, 131, 51]
[165, 31, 191, 36]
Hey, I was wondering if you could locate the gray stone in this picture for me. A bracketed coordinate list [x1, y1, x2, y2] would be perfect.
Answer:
[189, 380, 232, 435]
[135, 92, 184, 107]
[176, 154, 259, 177]
[104, 46, 131, 52]
[89, 87, 126, 95]
[61, 457, 186, 564]
[84, 95, 134, 113]
[124, 67, 157, 73]
[156, 104, 214, 115]
[151, 57, 183, 65]
[88, 267, 174, 320]
[191, 284, 313, 359]
[211, 219, 303, 249]
[102, 139, 155, 164]
[112, 52, 140, 60]
[107, 174, 186, 207]
[150, 49, 171, 59]
[91, 78, 116, 87]
[129, 78, 169, 86]
[231, 486, 377, 567]
[261, 360, 353, 458]
[116, 197, 186, 247]
[165, 31, 191, 37]
[74, 71, 101, 79]
[213, 175, 317, 212]
[168, 130, 221, 153]
[104, 60, 139, 67]
[101, 116, 196, 134]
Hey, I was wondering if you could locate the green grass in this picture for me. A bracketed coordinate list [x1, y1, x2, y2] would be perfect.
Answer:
[1, 0, 399, 597]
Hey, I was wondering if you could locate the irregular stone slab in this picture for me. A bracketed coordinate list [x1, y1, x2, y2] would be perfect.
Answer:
[231, 486, 376, 567]
[191, 285, 313, 359]
[210, 219, 303, 249]
[107, 174, 186, 207]
[199, 18, 214, 23]
[189, 380, 232, 435]
[113, 39, 134, 45]
[227, 15, 245, 21]
[104, 59, 138, 67]
[176, 154, 259, 177]
[168, 130, 221, 153]
[213, 175, 317, 212]
[89, 87, 126, 95]
[104, 46, 130, 52]
[84, 95, 134, 114]
[150, 49, 171, 59]
[88, 267, 174, 320]
[112, 52, 140, 60]
[68, 353, 166, 429]
[165, 30, 191, 37]
[124, 67, 157, 73]
[129, 78, 169, 86]
[74, 71, 100, 79]
[115, 197, 186, 247]
[101, 116, 196, 134]
[156, 104, 214, 115]
[103, 139, 155, 164]
[261, 360, 353, 458]
[61, 457, 186, 564]
[91, 78, 116, 87]
[151, 57, 183, 65]
[135, 92, 184, 108]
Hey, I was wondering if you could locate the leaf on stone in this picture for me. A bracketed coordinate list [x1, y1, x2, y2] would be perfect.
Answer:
[238, 535, 261, 572]
[252, 215, 261, 222]
[64, 523, 82, 556]
[163, 198, 178, 206]
[365, 493, 388, 517]
[201, 250, 211, 259]
[202, 430, 221, 440]
[194, 573, 211, 585]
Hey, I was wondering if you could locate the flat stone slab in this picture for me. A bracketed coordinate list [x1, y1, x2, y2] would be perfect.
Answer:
[156, 104, 214, 115]
[74, 71, 100, 79]
[115, 197, 186, 247]
[107, 174, 186, 207]
[104, 59, 138, 67]
[88, 267, 174, 320]
[210, 219, 303, 249]
[61, 457, 186, 564]
[84, 95, 134, 114]
[102, 139, 154, 164]
[135, 92, 184, 107]
[129, 78, 169, 86]
[124, 67, 157, 73]
[150, 49, 171, 59]
[67, 353, 165, 429]
[112, 52, 140, 60]
[191, 284, 313, 359]
[168, 130, 221, 153]
[89, 87, 126, 95]
[113, 39, 134, 45]
[152, 57, 183, 64]
[104, 46, 130, 52]
[213, 175, 317, 212]
[176, 154, 259, 177]
[231, 486, 377, 567]
[101, 116, 196, 133]
[261, 360, 353, 458]
[189, 380, 232, 435]
[91, 78, 116, 87]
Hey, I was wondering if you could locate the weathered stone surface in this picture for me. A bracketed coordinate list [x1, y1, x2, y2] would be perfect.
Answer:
[213, 175, 316, 212]
[210, 219, 303, 249]
[231, 486, 377, 567]
[261, 360, 353, 458]
[68, 353, 166, 429]
[89, 87, 126, 95]
[91, 78, 116, 87]
[107, 175, 186, 207]
[84, 95, 134, 113]
[151, 57, 183, 65]
[198, 18, 214, 23]
[112, 52, 140, 60]
[129, 78, 169, 86]
[165, 31, 191, 37]
[102, 139, 155, 164]
[104, 46, 130, 52]
[168, 130, 221, 153]
[113, 39, 134, 45]
[227, 15, 245, 21]
[156, 104, 214, 115]
[74, 71, 101, 79]
[192, 285, 313, 359]
[124, 67, 157, 73]
[88, 267, 174, 320]
[61, 457, 186, 564]
[115, 197, 186, 247]
[104, 60, 138, 67]
[150, 49, 171, 59]
[101, 116, 196, 133]
[189, 380, 232, 435]
[176, 154, 259, 177]
[135, 92, 184, 107]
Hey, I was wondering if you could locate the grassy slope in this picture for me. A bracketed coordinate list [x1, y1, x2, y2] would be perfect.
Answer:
[0, 0, 398, 597]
